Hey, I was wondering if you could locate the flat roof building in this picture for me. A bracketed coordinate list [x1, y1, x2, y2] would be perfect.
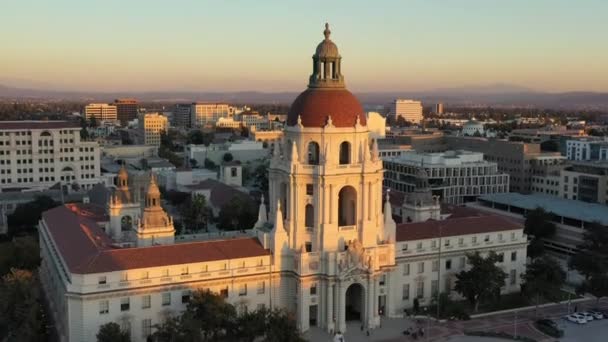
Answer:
[84, 103, 118, 122]
[383, 150, 509, 205]
[389, 99, 423, 124]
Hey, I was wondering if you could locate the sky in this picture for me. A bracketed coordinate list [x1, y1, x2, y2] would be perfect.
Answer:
[1, 0, 607, 93]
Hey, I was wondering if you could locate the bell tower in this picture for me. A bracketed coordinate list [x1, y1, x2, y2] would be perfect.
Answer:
[263, 24, 395, 334]
[135, 173, 175, 246]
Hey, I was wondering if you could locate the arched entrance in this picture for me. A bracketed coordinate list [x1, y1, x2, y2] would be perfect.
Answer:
[345, 283, 364, 322]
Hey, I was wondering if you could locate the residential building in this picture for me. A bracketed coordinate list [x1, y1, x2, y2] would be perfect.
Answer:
[84, 103, 118, 122]
[139, 113, 168, 146]
[38, 25, 527, 342]
[0, 121, 101, 191]
[114, 99, 139, 126]
[383, 150, 509, 204]
[389, 99, 423, 124]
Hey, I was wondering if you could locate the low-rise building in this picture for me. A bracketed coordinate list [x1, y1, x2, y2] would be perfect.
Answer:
[0, 121, 101, 191]
[84, 103, 118, 122]
[389, 99, 423, 124]
[560, 161, 608, 204]
[566, 137, 608, 161]
[384, 150, 509, 204]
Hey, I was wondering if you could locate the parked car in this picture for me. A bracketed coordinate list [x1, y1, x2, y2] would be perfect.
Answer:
[565, 314, 587, 324]
[579, 312, 595, 321]
[588, 310, 604, 319]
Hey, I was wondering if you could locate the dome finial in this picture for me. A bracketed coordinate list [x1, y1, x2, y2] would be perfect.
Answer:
[324, 22, 331, 40]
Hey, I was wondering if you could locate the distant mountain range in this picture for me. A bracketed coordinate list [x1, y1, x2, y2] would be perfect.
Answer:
[1, 83, 608, 111]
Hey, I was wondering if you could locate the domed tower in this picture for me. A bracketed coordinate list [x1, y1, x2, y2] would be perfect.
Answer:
[108, 165, 140, 240]
[135, 173, 175, 247]
[402, 161, 441, 222]
[266, 24, 394, 334]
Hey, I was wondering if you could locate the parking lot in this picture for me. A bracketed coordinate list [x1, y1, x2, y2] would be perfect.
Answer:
[559, 313, 608, 342]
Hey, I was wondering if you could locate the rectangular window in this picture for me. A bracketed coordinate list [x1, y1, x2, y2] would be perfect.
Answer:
[231, 167, 237, 177]
[182, 291, 191, 303]
[511, 251, 517, 261]
[472, 236, 477, 244]
[431, 280, 438, 296]
[459, 256, 466, 269]
[497, 253, 504, 263]
[239, 284, 247, 296]
[416, 281, 424, 298]
[458, 238, 464, 245]
[142, 319, 152, 338]
[142, 295, 151, 309]
[121, 297, 130, 311]
[402, 244, 408, 252]
[402, 284, 410, 300]
[432, 260, 439, 272]
[99, 300, 109, 314]
[444, 239, 450, 247]
[403, 263, 410, 276]
[416, 242, 423, 250]
[98, 276, 107, 285]
[120, 272, 128, 282]
[484, 235, 490, 242]
[445, 259, 452, 270]
[258, 281, 266, 295]
[306, 184, 313, 195]
[162, 293, 171, 306]
[310, 283, 317, 295]
[417, 262, 424, 274]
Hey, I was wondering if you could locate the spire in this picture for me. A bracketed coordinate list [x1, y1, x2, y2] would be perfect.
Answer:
[323, 22, 331, 40]
[145, 172, 161, 208]
[371, 139, 379, 162]
[383, 190, 396, 243]
[291, 141, 299, 163]
[254, 195, 268, 228]
[272, 200, 286, 235]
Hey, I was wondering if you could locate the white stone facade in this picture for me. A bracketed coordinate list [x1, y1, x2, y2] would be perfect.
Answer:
[0, 121, 101, 191]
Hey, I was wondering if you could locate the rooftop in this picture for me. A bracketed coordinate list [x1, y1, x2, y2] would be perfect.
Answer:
[0, 120, 80, 130]
[477, 193, 608, 225]
[42, 203, 269, 274]
[396, 214, 521, 242]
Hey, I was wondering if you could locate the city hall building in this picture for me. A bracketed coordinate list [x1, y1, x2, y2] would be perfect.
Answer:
[39, 25, 528, 341]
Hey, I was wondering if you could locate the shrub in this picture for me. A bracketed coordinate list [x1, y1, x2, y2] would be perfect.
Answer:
[534, 321, 563, 338]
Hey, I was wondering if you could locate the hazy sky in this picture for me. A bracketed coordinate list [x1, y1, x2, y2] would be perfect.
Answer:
[2, 0, 607, 92]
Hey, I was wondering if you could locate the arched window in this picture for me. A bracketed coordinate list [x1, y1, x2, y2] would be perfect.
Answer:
[305, 204, 314, 229]
[308, 142, 320, 165]
[40, 131, 51, 137]
[121, 216, 132, 231]
[338, 186, 357, 226]
[339, 142, 351, 165]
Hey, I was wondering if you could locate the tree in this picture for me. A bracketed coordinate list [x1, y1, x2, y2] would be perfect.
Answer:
[524, 207, 557, 259]
[203, 158, 217, 170]
[217, 196, 257, 231]
[89, 116, 98, 128]
[412, 297, 420, 315]
[189, 158, 198, 168]
[188, 131, 214, 146]
[0, 236, 40, 276]
[454, 251, 507, 312]
[223, 153, 234, 162]
[252, 160, 269, 193]
[188, 290, 238, 340]
[7, 195, 59, 235]
[521, 255, 566, 316]
[96, 322, 130, 342]
[569, 221, 608, 304]
[180, 195, 211, 232]
[0, 269, 46, 341]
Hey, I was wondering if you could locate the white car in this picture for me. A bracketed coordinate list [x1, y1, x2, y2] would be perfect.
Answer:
[588, 311, 604, 319]
[565, 314, 587, 324]
[579, 312, 594, 321]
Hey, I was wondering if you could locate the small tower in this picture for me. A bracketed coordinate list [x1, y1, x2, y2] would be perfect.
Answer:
[401, 161, 441, 223]
[219, 161, 243, 187]
[108, 165, 141, 240]
[135, 173, 175, 246]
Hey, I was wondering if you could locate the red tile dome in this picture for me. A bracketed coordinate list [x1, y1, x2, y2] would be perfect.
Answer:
[287, 88, 366, 127]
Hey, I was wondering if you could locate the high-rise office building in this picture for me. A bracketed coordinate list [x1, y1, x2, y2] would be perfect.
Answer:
[114, 99, 139, 125]
[84, 103, 118, 122]
[390, 99, 423, 124]
[173, 104, 192, 128]
[139, 113, 168, 146]
[433, 102, 444, 114]
[191, 103, 232, 128]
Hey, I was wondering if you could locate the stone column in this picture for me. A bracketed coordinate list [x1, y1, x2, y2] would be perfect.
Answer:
[337, 281, 345, 333]
[373, 278, 379, 326]
[327, 282, 334, 333]
[367, 277, 374, 329]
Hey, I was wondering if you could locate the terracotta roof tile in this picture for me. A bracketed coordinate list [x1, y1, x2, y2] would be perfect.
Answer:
[286, 88, 366, 128]
[42, 204, 269, 274]
[396, 215, 522, 242]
